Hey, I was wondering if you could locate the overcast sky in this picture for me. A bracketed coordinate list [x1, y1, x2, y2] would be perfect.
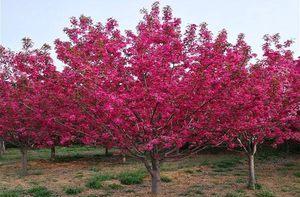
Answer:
[1, 0, 299, 69]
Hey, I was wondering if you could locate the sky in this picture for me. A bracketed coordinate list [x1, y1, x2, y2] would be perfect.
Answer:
[1, 0, 299, 70]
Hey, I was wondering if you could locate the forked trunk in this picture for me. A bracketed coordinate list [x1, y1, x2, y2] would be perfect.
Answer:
[248, 153, 256, 189]
[50, 146, 56, 160]
[150, 159, 161, 195]
[20, 147, 28, 175]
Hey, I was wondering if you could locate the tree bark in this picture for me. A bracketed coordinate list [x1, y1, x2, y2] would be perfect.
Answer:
[0, 138, 5, 157]
[20, 147, 28, 175]
[122, 154, 126, 163]
[248, 153, 255, 189]
[105, 147, 109, 156]
[50, 146, 56, 160]
[150, 159, 161, 195]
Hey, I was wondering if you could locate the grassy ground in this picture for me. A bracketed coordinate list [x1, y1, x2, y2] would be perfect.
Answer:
[0, 146, 299, 197]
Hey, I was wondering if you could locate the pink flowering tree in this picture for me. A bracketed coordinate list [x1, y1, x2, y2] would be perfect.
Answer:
[0, 39, 59, 174]
[220, 35, 300, 189]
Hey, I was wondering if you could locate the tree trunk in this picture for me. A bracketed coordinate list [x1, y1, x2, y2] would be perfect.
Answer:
[285, 141, 290, 154]
[20, 147, 28, 175]
[150, 159, 161, 195]
[0, 138, 5, 157]
[122, 154, 126, 163]
[105, 147, 109, 156]
[50, 146, 56, 160]
[248, 154, 256, 189]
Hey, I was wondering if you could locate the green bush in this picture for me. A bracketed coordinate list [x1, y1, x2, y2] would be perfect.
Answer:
[64, 187, 83, 195]
[118, 171, 145, 185]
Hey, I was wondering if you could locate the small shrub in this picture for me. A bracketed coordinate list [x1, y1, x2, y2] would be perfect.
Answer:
[107, 183, 123, 190]
[161, 176, 172, 183]
[118, 171, 145, 185]
[64, 187, 83, 195]
[256, 190, 275, 197]
[27, 186, 52, 197]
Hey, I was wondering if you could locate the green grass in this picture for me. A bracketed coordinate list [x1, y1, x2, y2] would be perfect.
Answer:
[118, 170, 146, 185]
[212, 157, 241, 172]
[225, 189, 246, 197]
[0, 188, 25, 197]
[0, 146, 104, 165]
[86, 173, 114, 189]
[27, 186, 53, 197]
[255, 189, 275, 197]
[64, 187, 83, 195]
[161, 175, 172, 183]
[180, 185, 204, 196]
[107, 183, 124, 190]
[293, 172, 300, 178]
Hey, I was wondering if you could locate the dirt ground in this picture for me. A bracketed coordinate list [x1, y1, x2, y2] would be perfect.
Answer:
[0, 148, 299, 197]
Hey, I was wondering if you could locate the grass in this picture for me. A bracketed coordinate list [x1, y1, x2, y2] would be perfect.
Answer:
[161, 175, 172, 183]
[86, 174, 114, 189]
[64, 187, 83, 195]
[255, 189, 275, 197]
[1, 146, 299, 196]
[27, 186, 53, 197]
[293, 172, 300, 177]
[107, 183, 124, 190]
[212, 157, 241, 172]
[117, 170, 146, 185]
[225, 189, 246, 197]
[180, 185, 204, 196]
[0, 188, 25, 197]
[0, 146, 106, 165]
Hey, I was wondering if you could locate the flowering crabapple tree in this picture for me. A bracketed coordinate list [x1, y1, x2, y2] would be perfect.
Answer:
[220, 34, 300, 189]
[55, 3, 205, 194]
[0, 38, 59, 174]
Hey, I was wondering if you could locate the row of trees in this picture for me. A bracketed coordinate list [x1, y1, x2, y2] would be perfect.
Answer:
[0, 3, 299, 194]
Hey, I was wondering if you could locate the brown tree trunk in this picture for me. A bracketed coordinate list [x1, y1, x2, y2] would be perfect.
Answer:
[122, 154, 126, 163]
[50, 146, 56, 160]
[150, 159, 161, 195]
[20, 147, 28, 175]
[0, 138, 5, 157]
[105, 147, 109, 156]
[248, 153, 256, 189]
